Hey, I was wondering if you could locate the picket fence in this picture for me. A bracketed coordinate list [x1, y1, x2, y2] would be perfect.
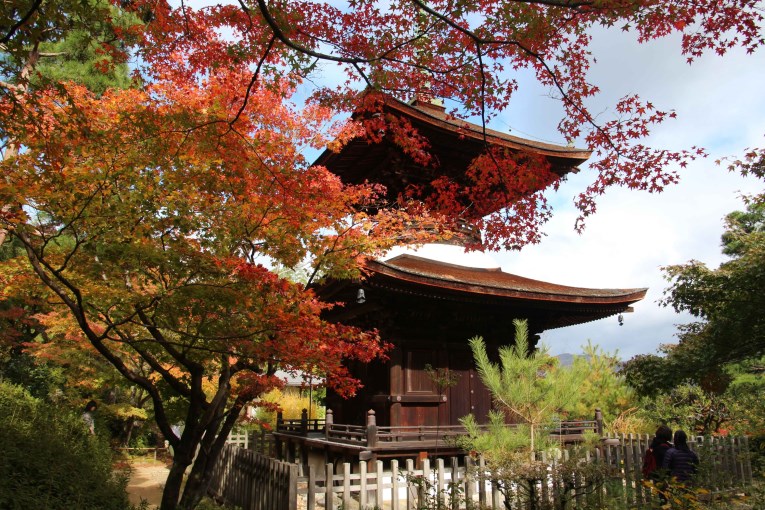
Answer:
[208, 434, 753, 510]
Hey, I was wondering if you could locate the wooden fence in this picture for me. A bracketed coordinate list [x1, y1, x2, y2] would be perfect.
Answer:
[211, 434, 753, 510]
[208, 444, 298, 510]
[228, 427, 276, 456]
[598, 433, 753, 507]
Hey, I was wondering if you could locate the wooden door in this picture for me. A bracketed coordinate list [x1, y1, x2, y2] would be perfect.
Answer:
[448, 350, 491, 424]
[399, 349, 439, 426]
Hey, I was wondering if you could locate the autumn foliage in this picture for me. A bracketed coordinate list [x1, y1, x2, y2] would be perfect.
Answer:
[2, 0, 764, 508]
[1, 74, 393, 509]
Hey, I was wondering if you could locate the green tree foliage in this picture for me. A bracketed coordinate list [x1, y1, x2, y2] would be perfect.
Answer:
[621, 341, 731, 399]
[721, 357, 765, 435]
[564, 341, 637, 425]
[623, 199, 765, 399]
[662, 200, 765, 369]
[0, 381, 133, 510]
[32, 19, 135, 95]
[642, 382, 730, 436]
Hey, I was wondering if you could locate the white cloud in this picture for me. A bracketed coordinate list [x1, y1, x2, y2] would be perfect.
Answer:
[490, 29, 765, 359]
[497, 162, 761, 359]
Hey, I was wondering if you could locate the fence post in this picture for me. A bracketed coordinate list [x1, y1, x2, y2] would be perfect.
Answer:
[367, 409, 378, 448]
[742, 435, 753, 485]
[436, 458, 445, 508]
[301, 408, 308, 435]
[594, 408, 604, 436]
[288, 462, 299, 510]
[451, 456, 460, 510]
[325, 462, 334, 510]
[465, 456, 475, 507]
[406, 458, 416, 510]
[307, 465, 316, 510]
[392, 459, 400, 510]
[325, 408, 333, 440]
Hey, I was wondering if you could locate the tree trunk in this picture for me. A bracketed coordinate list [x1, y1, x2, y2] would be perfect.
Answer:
[177, 400, 244, 509]
[160, 426, 199, 510]
[124, 420, 135, 447]
[160, 458, 192, 510]
[178, 453, 210, 510]
[176, 434, 227, 509]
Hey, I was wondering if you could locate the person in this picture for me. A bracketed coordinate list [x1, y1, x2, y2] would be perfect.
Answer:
[643, 424, 673, 507]
[663, 430, 699, 484]
[82, 400, 97, 435]
[646, 424, 673, 481]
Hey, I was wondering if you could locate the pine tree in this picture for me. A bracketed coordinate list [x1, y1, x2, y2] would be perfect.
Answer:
[462, 319, 583, 455]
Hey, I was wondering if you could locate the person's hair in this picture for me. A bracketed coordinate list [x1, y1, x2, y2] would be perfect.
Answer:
[673, 430, 690, 451]
[656, 424, 672, 442]
[84, 400, 97, 412]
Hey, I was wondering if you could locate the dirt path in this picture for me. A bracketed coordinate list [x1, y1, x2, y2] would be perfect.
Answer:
[127, 463, 169, 508]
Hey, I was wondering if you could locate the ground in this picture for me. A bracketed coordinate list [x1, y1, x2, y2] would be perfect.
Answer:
[127, 461, 169, 508]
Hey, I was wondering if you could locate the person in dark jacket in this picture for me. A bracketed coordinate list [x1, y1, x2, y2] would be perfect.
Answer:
[649, 424, 673, 481]
[663, 430, 699, 483]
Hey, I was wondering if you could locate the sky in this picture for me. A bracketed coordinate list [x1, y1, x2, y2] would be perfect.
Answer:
[483, 29, 765, 359]
[295, 18, 765, 360]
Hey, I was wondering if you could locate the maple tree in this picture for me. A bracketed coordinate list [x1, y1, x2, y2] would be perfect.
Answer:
[1, 77, 392, 509]
[2, 1, 765, 509]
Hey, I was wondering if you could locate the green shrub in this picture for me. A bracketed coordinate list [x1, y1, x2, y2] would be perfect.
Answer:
[0, 381, 132, 509]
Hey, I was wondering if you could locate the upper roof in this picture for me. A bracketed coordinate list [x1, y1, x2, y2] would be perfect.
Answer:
[317, 250, 646, 333]
[313, 94, 591, 217]
[384, 97, 591, 160]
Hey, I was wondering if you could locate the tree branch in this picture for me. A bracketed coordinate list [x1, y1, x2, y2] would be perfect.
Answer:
[1, 0, 44, 45]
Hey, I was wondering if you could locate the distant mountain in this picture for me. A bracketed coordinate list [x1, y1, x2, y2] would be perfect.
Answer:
[556, 353, 576, 367]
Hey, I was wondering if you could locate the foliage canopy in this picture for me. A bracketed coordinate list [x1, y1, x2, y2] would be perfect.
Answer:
[3, 0, 765, 508]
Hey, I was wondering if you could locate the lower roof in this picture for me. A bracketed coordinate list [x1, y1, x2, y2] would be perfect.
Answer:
[369, 254, 647, 305]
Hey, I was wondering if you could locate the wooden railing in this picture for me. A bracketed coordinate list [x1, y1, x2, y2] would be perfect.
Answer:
[551, 418, 602, 437]
[276, 408, 604, 448]
[376, 424, 471, 443]
[276, 412, 324, 436]
[326, 423, 367, 444]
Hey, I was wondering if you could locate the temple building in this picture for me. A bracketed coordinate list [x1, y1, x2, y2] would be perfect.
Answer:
[274, 94, 646, 463]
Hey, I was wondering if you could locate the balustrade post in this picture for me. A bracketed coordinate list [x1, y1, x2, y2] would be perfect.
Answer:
[595, 408, 604, 436]
[301, 408, 308, 435]
[325, 409, 333, 440]
[276, 411, 283, 432]
[366, 409, 378, 448]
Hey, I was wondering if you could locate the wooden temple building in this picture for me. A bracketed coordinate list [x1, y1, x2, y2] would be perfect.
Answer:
[274, 94, 646, 464]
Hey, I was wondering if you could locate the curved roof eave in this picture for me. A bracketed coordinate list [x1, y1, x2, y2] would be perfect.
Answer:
[365, 255, 647, 306]
[383, 96, 592, 162]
